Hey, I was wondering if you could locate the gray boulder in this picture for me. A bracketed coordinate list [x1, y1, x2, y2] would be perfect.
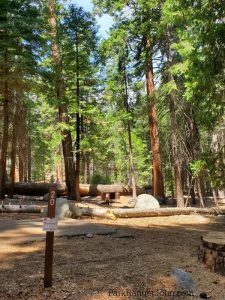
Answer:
[135, 194, 160, 209]
[43, 197, 70, 219]
[172, 268, 196, 292]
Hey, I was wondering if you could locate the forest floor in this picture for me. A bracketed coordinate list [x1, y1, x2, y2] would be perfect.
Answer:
[1, 197, 225, 299]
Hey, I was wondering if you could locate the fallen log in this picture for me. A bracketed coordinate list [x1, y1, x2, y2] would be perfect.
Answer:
[79, 184, 133, 196]
[10, 195, 44, 201]
[70, 205, 116, 220]
[6, 182, 144, 197]
[112, 207, 225, 218]
[0, 205, 42, 213]
[6, 182, 67, 196]
[70, 206, 225, 219]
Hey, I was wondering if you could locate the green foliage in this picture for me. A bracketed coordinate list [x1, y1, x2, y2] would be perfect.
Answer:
[89, 174, 111, 184]
[189, 160, 206, 177]
[1, 0, 224, 196]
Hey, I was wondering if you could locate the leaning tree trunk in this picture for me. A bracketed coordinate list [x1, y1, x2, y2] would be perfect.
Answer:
[0, 49, 9, 199]
[145, 37, 165, 198]
[166, 26, 184, 207]
[48, 0, 76, 199]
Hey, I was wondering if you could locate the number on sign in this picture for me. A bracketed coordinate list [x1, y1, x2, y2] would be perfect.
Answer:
[50, 190, 56, 206]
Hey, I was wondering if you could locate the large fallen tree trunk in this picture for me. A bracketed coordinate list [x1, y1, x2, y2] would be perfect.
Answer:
[71, 206, 225, 219]
[112, 207, 225, 218]
[5, 182, 144, 197]
[6, 182, 67, 196]
[0, 205, 42, 213]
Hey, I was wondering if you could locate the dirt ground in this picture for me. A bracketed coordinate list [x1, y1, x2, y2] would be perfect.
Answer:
[1, 197, 225, 299]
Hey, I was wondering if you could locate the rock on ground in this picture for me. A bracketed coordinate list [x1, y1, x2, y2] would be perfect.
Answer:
[172, 267, 196, 292]
[43, 197, 70, 218]
[135, 194, 160, 209]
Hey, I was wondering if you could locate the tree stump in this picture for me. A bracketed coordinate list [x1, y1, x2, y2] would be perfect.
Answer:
[198, 232, 225, 275]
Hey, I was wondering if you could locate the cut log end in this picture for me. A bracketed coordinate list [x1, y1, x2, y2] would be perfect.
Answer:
[198, 232, 225, 276]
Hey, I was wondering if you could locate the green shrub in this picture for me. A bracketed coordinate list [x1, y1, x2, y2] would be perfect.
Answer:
[89, 174, 111, 184]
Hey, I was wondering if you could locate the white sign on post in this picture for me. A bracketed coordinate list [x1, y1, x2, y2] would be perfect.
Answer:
[42, 218, 58, 232]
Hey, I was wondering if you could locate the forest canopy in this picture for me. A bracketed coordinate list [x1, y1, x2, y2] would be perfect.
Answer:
[0, 0, 224, 207]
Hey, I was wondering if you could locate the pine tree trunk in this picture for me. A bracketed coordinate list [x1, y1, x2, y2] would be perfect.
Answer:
[48, 0, 76, 199]
[27, 107, 32, 183]
[145, 37, 165, 198]
[24, 141, 28, 183]
[56, 146, 63, 182]
[18, 140, 24, 182]
[27, 136, 32, 182]
[165, 27, 184, 207]
[123, 55, 137, 199]
[185, 102, 205, 207]
[169, 154, 175, 199]
[196, 176, 205, 207]
[75, 31, 81, 201]
[0, 50, 9, 199]
[170, 97, 184, 207]
[9, 103, 19, 198]
[61, 133, 75, 199]
[83, 153, 90, 184]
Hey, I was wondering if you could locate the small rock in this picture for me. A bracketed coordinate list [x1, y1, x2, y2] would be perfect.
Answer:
[200, 292, 211, 299]
[86, 233, 94, 238]
[172, 268, 196, 292]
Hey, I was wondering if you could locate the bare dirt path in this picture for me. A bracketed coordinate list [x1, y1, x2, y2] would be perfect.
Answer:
[0, 217, 120, 253]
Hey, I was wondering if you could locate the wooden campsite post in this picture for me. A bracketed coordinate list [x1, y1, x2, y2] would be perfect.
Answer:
[44, 186, 57, 288]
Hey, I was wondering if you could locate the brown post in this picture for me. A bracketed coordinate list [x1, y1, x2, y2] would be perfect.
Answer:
[44, 186, 57, 288]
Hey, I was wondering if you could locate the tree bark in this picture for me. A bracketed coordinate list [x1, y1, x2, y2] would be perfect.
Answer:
[144, 37, 165, 198]
[9, 102, 19, 198]
[122, 52, 137, 199]
[185, 102, 205, 207]
[56, 146, 63, 182]
[83, 153, 90, 184]
[18, 132, 25, 182]
[75, 29, 81, 201]
[196, 176, 205, 207]
[48, 0, 76, 199]
[27, 107, 32, 183]
[165, 26, 184, 207]
[0, 49, 9, 199]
